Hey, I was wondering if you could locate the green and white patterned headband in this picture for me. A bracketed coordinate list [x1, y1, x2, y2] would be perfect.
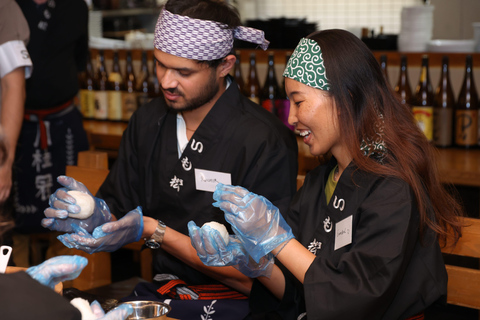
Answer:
[283, 38, 331, 91]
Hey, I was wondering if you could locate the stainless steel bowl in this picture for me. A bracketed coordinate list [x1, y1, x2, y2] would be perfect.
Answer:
[120, 300, 171, 319]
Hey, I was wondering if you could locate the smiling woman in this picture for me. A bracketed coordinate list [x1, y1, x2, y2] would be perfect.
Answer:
[189, 29, 466, 320]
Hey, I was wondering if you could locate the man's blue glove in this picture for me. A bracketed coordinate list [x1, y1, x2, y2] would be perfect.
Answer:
[26, 255, 88, 289]
[91, 300, 133, 320]
[72, 299, 133, 320]
[188, 221, 273, 278]
[42, 176, 112, 233]
[57, 207, 144, 254]
[213, 183, 294, 263]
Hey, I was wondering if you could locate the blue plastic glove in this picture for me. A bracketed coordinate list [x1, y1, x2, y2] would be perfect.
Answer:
[213, 183, 294, 263]
[91, 300, 133, 320]
[26, 255, 88, 289]
[188, 221, 273, 278]
[42, 175, 113, 233]
[57, 207, 144, 254]
[72, 300, 133, 320]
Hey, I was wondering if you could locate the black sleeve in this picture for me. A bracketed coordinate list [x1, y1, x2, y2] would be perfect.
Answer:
[0, 271, 81, 320]
[248, 268, 305, 320]
[96, 99, 163, 218]
[240, 127, 298, 216]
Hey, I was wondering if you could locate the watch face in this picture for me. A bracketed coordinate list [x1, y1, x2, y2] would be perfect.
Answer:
[145, 239, 161, 249]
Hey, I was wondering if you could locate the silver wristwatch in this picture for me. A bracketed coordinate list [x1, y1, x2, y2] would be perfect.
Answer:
[144, 220, 166, 249]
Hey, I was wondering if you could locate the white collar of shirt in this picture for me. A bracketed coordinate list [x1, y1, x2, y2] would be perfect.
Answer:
[176, 77, 231, 158]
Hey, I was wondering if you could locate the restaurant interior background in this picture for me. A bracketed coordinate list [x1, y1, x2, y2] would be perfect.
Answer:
[90, 0, 480, 97]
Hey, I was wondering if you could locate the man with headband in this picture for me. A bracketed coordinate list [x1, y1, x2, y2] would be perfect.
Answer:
[42, 0, 298, 301]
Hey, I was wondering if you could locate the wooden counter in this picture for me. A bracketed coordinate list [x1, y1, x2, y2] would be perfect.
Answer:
[83, 120, 128, 159]
[84, 120, 480, 187]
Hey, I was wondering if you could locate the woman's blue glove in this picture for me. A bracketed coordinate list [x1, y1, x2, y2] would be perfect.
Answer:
[42, 176, 112, 233]
[57, 207, 144, 253]
[26, 255, 88, 289]
[213, 183, 294, 263]
[188, 221, 273, 278]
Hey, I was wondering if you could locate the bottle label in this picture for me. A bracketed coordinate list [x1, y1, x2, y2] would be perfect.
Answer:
[248, 97, 260, 104]
[433, 108, 452, 147]
[261, 99, 276, 113]
[455, 110, 478, 146]
[122, 92, 138, 121]
[107, 90, 123, 121]
[108, 72, 122, 83]
[412, 106, 433, 141]
[94, 91, 108, 120]
[80, 89, 95, 118]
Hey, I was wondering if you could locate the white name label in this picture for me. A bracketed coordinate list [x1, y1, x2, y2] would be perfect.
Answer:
[334, 215, 352, 250]
[195, 169, 232, 192]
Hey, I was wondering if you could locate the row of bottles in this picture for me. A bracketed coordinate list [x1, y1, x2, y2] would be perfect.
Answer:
[388, 54, 479, 149]
[79, 50, 162, 122]
[233, 51, 294, 130]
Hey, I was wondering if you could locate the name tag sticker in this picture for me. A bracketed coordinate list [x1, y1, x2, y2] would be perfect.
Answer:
[334, 215, 352, 251]
[195, 169, 232, 192]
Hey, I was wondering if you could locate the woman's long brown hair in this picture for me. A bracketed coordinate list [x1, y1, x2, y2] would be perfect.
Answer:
[308, 29, 463, 244]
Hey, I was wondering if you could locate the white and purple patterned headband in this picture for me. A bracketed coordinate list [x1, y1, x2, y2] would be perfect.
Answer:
[154, 8, 269, 61]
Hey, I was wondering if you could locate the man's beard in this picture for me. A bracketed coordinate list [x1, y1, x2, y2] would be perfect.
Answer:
[164, 73, 219, 112]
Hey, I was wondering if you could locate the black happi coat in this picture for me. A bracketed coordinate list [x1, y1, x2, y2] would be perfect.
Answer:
[97, 80, 298, 283]
[250, 159, 447, 320]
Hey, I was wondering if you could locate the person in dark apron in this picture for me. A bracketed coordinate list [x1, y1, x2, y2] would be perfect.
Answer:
[13, 0, 89, 266]
[190, 30, 465, 320]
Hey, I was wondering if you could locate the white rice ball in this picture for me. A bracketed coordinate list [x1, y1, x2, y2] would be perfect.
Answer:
[67, 190, 95, 219]
[203, 221, 229, 245]
[70, 297, 96, 320]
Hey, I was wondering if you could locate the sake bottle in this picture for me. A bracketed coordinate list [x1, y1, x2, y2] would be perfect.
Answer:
[260, 52, 280, 114]
[233, 50, 246, 95]
[122, 50, 138, 122]
[394, 55, 413, 106]
[412, 55, 434, 142]
[94, 50, 109, 120]
[79, 50, 96, 119]
[455, 55, 478, 148]
[137, 50, 154, 108]
[107, 50, 124, 121]
[379, 54, 390, 87]
[433, 56, 455, 148]
[245, 52, 261, 104]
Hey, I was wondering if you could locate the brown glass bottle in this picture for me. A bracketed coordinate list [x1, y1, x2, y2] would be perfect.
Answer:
[379, 54, 390, 87]
[150, 56, 162, 98]
[276, 52, 294, 130]
[394, 55, 413, 106]
[122, 51, 138, 122]
[79, 50, 96, 119]
[260, 52, 280, 114]
[412, 55, 434, 142]
[137, 50, 154, 109]
[433, 56, 455, 148]
[245, 52, 261, 104]
[94, 49, 109, 120]
[233, 51, 246, 95]
[455, 55, 478, 148]
[107, 50, 124, 121]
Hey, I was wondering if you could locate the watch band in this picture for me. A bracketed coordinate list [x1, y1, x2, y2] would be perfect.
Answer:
[144, 220, 166, 249]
